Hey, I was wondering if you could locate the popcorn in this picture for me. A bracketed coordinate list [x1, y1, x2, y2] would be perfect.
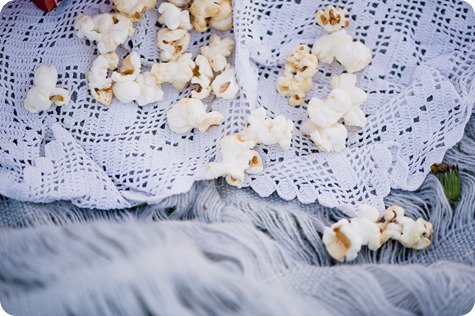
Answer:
[334, 41, 372, 74]
[241, 107, 294, 150]
[301, 121, 347, 152]
[88, 53, 119, 106]
[278, 45, 318, 106]
[135, 72, 164, 106]
[151, 53, 195, 90]
[200, 35, 235, 73]
[157, 28, 191, 62]
[75, 14, 101, 42]
[211, 67, 239, 100]
[112, 81, 141, 104]
[312, 30, 371, 73]
[322, 219, 356, 261]
[381, 206, 433, 250]
[323, 205, 382, 262]
[205, 135, 263, 187]
[166, 98, 224, 133]
[158, 2, 192, 30]
[189, 0, 221, 32]
[284, 45, 319, 79]
[75, 13, 135, 54]
[24, 65, 70, 113]
[168, 0, 191, 6]
[276, 75, 313, 106]
[316, 5, 350, 33]
[307, 89, 352, 128]
[312, 30, 352, 64]
[113, 0, 157, 21]
[209, 0, 233, 32]
[191, 55, 214, 99]
[111, 51, 141, 83]
[330, 73, 368, 127]
[323, 204, 434, 262]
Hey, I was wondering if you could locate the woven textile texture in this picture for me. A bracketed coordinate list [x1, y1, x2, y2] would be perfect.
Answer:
[1, 113, 475, 315]
[0, 0, 474, 213]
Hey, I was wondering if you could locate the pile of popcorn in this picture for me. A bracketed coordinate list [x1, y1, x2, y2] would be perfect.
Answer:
[205, 108, 294, 187]
[72, 0, 237, 110]
[277, 5, 372, 153]
[323, 205, 433, 262]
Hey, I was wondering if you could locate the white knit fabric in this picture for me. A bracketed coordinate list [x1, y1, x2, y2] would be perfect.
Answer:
[0, 0, 474, 212]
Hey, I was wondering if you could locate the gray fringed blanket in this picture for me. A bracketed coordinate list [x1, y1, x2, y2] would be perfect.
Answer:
[1, 115, 475, 315]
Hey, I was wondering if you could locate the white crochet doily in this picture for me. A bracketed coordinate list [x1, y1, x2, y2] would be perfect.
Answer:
[0, 0, 474, 213]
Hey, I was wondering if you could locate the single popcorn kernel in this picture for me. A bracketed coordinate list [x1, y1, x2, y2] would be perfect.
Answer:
[24, 65, 70, 113]
[151, 53, 195, 90]
[212, 67, 239, 100]
[323, 205, 383, 262]
[113, 0, 157, 21]
[241, 107, 294, 150]
[205, 135, 263, 187]
[316, 5, 350, 33]
[157, 28, 191, 62]
[167, 98, 224, 134]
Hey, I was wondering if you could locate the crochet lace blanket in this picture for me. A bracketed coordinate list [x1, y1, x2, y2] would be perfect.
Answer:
[0, 0, 474, 213]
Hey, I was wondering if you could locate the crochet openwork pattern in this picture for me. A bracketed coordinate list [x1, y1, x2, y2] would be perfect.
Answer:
[0, 0, 474, 213]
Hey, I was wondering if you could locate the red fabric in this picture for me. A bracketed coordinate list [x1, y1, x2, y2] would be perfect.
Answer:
[32, 0, 62, 13]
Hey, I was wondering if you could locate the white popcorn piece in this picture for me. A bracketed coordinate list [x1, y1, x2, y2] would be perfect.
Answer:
[24, 88, 53, 114]
[151, 53, 195, 90]
[277, 45, 318, 106]
[200, 35, 235, 73]
[168, 0, 191, 6]
[312, 30, 352, 64]
[212, 67, 239, 100]
[316, 5, 350, 33]
[157, 28, 191, 62]
[382, 205, 402, 221]
[88, 53, 119, 106]
[301, 121, 347, 152]
[112, 81, 141, 104]
[205, 135, 263, 187]
[312, 29, 372, 73]
[189, 0, 221, 32]
[209, 0, 233, 32]
[98, 14, 135, 54]
[158, 3, 192, 30]
[74, 15, 102, 42]
[24, 65, 70, 113]
[191, 55, 214, 99]
[381, 206, 433, 250]
[330, 73, 368, 127]
[276, 75, 313, 106]
[167, 98, 224, 134]
[352, 204, 384, 252]
[135, 72, 164, 106]
[323, 204, 382, 262]
[307, 89, 352, 128]
[334, 41, 372, 74]
[75, 13, 135, 54]
[88, 53, 118, 90]
[113, 0, 157, 21]
[241, 107, 294, 150]
[323, 219, 358, 262]
[284, 45, 319, 79]
[111, 51, 141, 83]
